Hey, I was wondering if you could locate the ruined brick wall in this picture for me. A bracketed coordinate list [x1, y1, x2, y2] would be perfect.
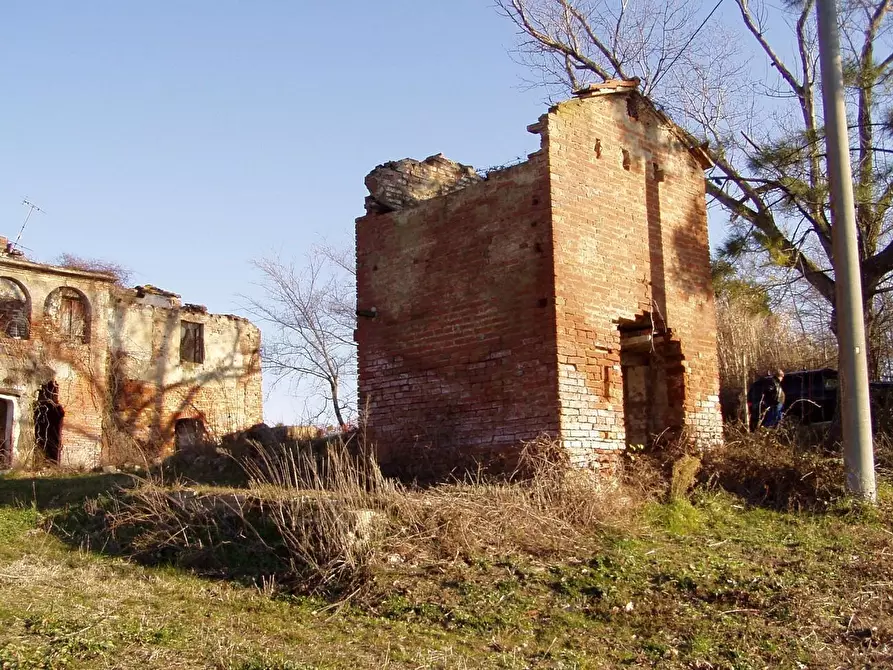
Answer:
[0, 257, 263, 469]
[356, 86, 722, 479]
[540, 89, 722, 466]
[109, 290, 263, 456]
[0, 260, 114, 468]
[364, 154, 482, 214]
[356, 156, 559, 477]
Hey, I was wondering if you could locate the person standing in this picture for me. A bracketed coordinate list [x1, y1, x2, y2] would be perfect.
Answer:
[747, 370, 786, 430]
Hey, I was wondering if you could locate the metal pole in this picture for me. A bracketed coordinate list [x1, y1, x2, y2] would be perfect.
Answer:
[816, 0, 876, 500]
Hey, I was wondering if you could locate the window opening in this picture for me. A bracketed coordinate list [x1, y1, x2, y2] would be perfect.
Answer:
[45, 288, 89, 343]
[180, 321, 204, 363]
[175, 418, 206, 450]
[0, 278, 29, 339]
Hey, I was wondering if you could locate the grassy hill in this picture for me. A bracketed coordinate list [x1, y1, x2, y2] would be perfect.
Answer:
[0, 436, 891, 669]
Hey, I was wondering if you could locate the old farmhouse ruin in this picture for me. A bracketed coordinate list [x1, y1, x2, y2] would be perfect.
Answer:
[0, 243, 262, 469]
[356, 81, 723, 477]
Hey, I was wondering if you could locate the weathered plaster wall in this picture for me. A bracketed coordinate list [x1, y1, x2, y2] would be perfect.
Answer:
[110, 290, 263, 453]
[0, 256, 263, 469]
[0, 259, 114, 468]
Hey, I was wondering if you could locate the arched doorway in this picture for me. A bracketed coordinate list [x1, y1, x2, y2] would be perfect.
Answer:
[34, 382, 64, 463]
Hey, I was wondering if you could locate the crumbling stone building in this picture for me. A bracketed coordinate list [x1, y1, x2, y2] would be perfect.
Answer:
[0, 243, 262, 468]
[356, 81, 723, 477]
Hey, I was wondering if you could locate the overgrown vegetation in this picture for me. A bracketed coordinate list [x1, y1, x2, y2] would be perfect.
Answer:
[56, 253, 132, 285]
[712, 259, 834, 422]
[57, 438, 636, 596]
[1, 432, 892, 667]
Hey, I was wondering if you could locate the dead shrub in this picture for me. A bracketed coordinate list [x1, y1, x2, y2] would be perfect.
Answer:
[154, 441, 251, 488]
[382, 437, 637, 561]
[241, 440, 388, 595]
[874, 433, 893, 475]
[73, 436, 643, 598]
[700, 426, 845, 510]
[62, 479, 284, 580]
[57, 253, 131, 285]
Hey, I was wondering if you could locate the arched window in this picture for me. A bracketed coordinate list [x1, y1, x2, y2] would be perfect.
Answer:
[45, 287, 90, 343]
[0, 278, 30, 339]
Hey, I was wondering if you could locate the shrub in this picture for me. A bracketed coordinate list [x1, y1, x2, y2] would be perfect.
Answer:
[700, 426, 845, 510]
[67, 436, 642, 598]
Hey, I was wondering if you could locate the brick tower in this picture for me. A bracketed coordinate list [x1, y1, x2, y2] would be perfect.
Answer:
[355, 81, 723, 478]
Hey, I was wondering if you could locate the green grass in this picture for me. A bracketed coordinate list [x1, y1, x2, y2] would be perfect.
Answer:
[0, 472, 892, 668]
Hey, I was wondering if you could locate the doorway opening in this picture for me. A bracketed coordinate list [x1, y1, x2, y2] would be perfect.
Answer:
[0, 398, 14, 468]
[175, 418, 207, 450]
[618, 315, 684, 447]
[34, 382, 64, 463]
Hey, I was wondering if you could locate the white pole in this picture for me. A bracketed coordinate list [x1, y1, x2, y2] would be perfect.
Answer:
[816, 0, 876, 500]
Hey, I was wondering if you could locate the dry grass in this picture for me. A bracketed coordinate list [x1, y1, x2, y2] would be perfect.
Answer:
[70, 437, 640, 598]
[5, 432, 893, 668]
[699, 425, 846, 511]
[71, 428, 861, 603]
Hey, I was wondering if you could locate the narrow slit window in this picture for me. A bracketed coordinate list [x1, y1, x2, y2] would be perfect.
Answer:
[180, 321, 205, 363]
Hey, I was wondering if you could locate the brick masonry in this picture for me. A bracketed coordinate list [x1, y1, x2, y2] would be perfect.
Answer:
[0, 255, 262, 469]
[356, 86, 723, 479]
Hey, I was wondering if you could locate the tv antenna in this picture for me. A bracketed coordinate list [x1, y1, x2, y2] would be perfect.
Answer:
[13, 198, 45, 252]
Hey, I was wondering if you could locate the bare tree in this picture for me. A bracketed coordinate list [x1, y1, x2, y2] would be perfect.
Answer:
[712, 259, 833, 423]
[497, 0, 893, 379]
[247, 248, 356, 428]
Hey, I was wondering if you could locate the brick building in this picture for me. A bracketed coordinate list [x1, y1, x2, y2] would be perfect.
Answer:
[0, 244, 262, 468]
[356, 81, 723, 477]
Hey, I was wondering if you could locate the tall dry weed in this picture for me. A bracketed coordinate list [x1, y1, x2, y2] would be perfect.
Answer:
[700, 425, 845, 510]
[241, 440, 390, 594]
[87, 436, 641, 596]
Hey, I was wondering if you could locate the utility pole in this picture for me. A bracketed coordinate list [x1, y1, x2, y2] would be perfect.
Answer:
[816, 0, 876, 500]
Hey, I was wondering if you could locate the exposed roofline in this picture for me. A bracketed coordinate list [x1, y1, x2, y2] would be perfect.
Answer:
[0, 255, 118, 283]
[571, 79, 714, 170]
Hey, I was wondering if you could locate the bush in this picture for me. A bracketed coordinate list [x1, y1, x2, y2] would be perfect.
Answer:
[63, 437, 641, 598]
[699, 426, 845, 510]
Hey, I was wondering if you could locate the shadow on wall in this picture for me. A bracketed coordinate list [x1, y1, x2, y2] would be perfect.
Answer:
[620, 94, 714, 312]
[109, 317, 260, 461]
[0, 314, 259, 468]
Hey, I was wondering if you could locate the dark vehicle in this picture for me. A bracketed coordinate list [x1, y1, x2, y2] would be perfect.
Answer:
[779, 368, 839, 424]
[747, 368, 837, 428]
[747, 368, 893, 431]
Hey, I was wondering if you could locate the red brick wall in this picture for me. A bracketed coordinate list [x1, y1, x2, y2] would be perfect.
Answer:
[356, 90, 723, 478]
[543, 92, 722, 467]
[356, 158, 560, 477]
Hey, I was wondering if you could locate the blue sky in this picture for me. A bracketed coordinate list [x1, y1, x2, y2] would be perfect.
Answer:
[1, 1, 729, 423]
